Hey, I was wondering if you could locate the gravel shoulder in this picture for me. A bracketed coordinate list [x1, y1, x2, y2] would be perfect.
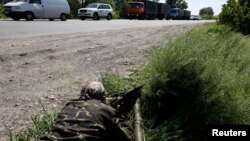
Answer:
[0, 24, 197, 140]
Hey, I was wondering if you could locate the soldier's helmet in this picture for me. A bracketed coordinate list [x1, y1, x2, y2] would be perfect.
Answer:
[80, 81, 107, 101]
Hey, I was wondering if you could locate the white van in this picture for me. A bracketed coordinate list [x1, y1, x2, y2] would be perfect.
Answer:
[3, 0, 70, 21]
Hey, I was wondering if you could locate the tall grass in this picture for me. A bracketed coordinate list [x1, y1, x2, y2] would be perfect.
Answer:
[9, 109, 58, 141]
[101, 69, 141, 96]
[142, 23, 250, 140]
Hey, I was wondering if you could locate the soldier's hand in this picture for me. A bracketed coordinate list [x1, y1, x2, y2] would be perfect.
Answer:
[134, 84, 143, 98]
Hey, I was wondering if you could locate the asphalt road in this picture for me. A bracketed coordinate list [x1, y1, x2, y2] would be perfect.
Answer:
[0, 19, 210, 39]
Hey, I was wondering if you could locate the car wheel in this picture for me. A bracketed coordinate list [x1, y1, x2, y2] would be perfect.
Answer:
[60, 14, 67, 21]
[93, 13, 99, 20]
[25, 12, 34, 21]
[12, 17, 20, 21]
[49, 19, 54, 21]
[107, 13, 112, 20]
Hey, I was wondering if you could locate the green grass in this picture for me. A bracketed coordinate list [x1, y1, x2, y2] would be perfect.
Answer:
[9, 108, 58, 141]
[101, 69, 141, 96]
[142, 23, 250, 140]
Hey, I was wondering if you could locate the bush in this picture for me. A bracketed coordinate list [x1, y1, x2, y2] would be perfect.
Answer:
[115, 0, 130, 18]
[67, 0, 81, 18]
[200, 14, 214, 20]
[218, 0, 250, 34]
[142, 23, 250, 140]
[0, 2, 7, 18]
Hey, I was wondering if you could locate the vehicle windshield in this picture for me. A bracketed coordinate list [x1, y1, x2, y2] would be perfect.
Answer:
[128, 3, 141, 8]
[171, 9, 178, 13]
[86, 3, 98, 8]
[14, 0, 28, 2]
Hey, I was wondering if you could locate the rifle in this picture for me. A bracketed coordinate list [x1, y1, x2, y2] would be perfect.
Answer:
[134, 99, 145, 141]
[110, 84, 145, 141]
[111, 84, 143, 116]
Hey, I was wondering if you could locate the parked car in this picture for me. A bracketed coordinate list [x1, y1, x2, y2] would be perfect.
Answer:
[190, 15, 202, 20]
[3, 0, 70, 21]
[78, 3, 113, 20]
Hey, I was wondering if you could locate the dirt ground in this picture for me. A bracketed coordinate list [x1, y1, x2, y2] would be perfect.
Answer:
[0, 24, 197, 140]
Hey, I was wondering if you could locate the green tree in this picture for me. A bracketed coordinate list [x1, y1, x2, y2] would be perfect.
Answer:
[166, 0, 188, 9]
[218, 0, 250, 34]
[114, 0, 131, 18]
[68, 0, 81, 18]
[199, 7, 214, 16]
[199, 7, 214, 19]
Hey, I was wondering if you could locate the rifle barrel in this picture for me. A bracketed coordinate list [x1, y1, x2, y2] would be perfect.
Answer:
[134, 99, 145, 141]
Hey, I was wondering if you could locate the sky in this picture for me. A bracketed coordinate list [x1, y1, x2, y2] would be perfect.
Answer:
[159, 0, 228, 15]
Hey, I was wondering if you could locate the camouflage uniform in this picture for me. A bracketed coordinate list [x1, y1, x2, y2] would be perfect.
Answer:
[40, 99, 134, 141]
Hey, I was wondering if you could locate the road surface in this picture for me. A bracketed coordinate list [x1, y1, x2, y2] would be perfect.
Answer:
[0, 19, 210, 39]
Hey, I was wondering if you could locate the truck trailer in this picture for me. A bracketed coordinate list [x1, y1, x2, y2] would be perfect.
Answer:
[157, 3, 171, 20]
[184, 10, 191, 20]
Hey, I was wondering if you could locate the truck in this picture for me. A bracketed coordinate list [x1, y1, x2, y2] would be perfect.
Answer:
[171, 8, 191, 20]
[157, 3, 171, 20]
[184, 10, 191, 20]
[127, 0, 158, 20]
[171, 8, 184, 19]
[127, 0, 190, 20]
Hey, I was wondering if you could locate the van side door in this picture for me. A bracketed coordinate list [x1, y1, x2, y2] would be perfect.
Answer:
[29, 0, 43, 18]
[42, 0, 58, 18]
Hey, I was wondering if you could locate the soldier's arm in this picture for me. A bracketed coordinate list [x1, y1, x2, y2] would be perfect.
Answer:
[109, 116, 135, 141]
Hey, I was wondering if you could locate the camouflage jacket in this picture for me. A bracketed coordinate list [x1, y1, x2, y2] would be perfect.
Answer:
[40, 99, 134, 141]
